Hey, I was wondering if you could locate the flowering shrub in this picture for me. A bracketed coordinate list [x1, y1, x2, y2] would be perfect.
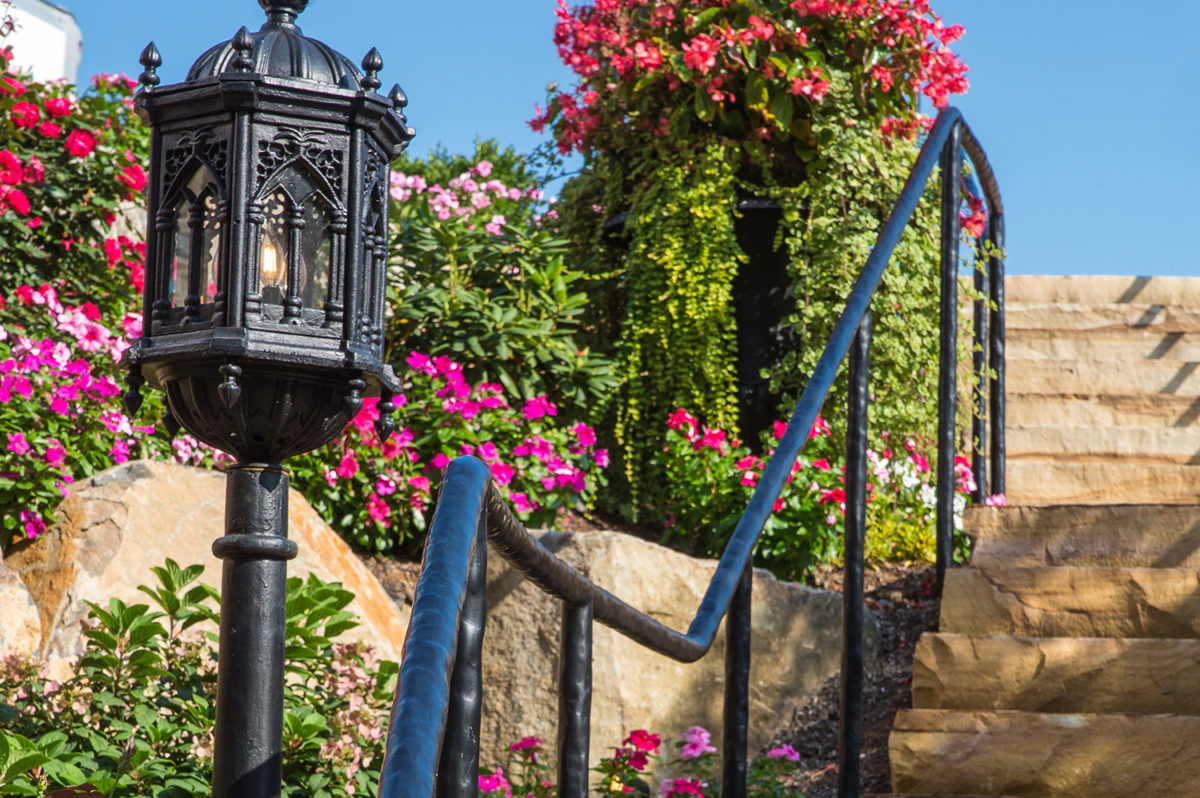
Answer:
[0, 284, 227, 552]
[387, 142, 616, 410]
[482, 725, 802, 798]
[650, 408, 973, 579]
[0, 561, 396, 797]
[537, 0, 968, 155]
[290, 351, 608, 555]
[0, 48, 149, 302]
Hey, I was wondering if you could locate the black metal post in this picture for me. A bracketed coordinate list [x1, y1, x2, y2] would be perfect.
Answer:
[988, 212, 1006, 497]
[557, 600, 593, 798]
[211, 464, 297, 798]
[722, 563, 752, 798]
[935, 123, 963, 596]
[838, 310, 870, 798]
[971, 239, 988, 503]
[436, 511, 487, 798]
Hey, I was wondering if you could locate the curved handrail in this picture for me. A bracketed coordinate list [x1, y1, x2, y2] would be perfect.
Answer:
[379, 106, 1004, 798]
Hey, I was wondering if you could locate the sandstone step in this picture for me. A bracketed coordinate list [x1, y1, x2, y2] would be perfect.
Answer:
[1006, 357, 1200, 395]
[940, 566, 1200, 638]
[912, 634, 1200, 714]
[1007, 392, 1200, 429]
[1006, 274, 1200, 306]
[965, 504, 1200, 567]
[1007, 460, 1200, 505]
[890, 709, 1200, 797]
[1008, 327, 1200, 361]
[1005, 302, 1200, 332]
[1006, 424, 1200, 465]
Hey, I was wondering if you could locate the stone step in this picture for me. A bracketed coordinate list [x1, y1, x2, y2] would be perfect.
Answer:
[1006, 274, 1200, 306]
[912, 634, 1200, 714]
[890, 709, 1200, 797]
[1006, 424, 1200, 465]
[1005, 302, 1200, 332]
[965, 504, 1200, 568]
[1007, 460, 1200, 505]
[1008, 327, 1200, 361]
[941, 566, 1200, 638]
[1007, 392, 1200, 429]
[1006, 357, 1200, 396]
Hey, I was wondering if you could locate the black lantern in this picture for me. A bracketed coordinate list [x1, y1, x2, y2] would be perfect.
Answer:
[124, 0, 413, 461]
[122, 3, 412, 797]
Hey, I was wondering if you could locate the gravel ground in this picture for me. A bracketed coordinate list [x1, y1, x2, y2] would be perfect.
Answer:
[764, 564, 940, 797]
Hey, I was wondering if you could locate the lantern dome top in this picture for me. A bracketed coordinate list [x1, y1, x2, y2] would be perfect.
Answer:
[186, 0, 372, 91]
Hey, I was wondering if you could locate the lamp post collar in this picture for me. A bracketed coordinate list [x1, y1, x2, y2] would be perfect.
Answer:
[259, 0, 308, 25]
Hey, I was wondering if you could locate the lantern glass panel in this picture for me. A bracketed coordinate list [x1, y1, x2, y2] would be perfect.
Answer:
[299, 200, 330, 308]
[260, 191, 289, 305]
[170, 196, 191, 309]
[199, 191, 222, 302]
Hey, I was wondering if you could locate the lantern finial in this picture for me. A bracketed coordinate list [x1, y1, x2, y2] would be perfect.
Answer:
[361, 47, 383, 91]
[260, 0, 308, 24]
[138, 42, 161, 88]
[231, 26, 255, 71]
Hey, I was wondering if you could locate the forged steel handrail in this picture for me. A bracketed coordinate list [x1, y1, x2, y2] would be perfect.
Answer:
[378, 106, 1004, 798]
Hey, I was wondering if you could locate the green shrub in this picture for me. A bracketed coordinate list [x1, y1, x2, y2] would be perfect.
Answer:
[0, 561, 395, 797]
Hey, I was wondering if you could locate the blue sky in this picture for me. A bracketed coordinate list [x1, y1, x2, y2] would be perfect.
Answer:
[71, 0, 1200, 277]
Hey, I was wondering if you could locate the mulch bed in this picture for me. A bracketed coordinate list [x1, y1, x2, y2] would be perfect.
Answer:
[765, 563, 940, 797]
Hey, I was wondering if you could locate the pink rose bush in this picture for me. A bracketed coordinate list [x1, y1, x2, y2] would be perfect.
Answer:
[290, 351, 608, 555]
[652, 409, 974, 579]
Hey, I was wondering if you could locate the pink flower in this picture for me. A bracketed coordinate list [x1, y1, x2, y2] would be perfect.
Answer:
[490, 462, 515, 486]
[478, 441, 499, 461]
[511, 492, 535, 514]
[767, 744, 800, 762]
[661, 777, 705, 797]
[624, 729, 660, 753]
[473, 160, 493, 178]
[432, 452, 451, 469]
[5, 188, 30, 215]
[984, 493, 1007, 507]
[336, 452, 359, 479]
[912, 453, 930, 473]
[6, 432, 30, 454]
[484, 213, 506, 235]
[681, 34, 719, 73]
[812, 458, 831, 471]
[594, 449, 610, 468]
[64, 129, 97, 158]
[521, 395, 557, 420]
[110, 438, 131, 464]
[679, 726, 716, 760]
[366, 492, 390, 524]
[692, 427, 726, 452]
[38, 121, 61, 138]
[509, 735, 542, 752]
[573, 422, 597, 447]
[809, 416, 831, 438]
[478, 768, 511, 795]
[408, 475, 431, 493]
[667, 408, 697, 431]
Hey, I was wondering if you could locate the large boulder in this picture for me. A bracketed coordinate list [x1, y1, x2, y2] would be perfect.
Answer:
[4, 460, 409, 674]
[0, 556, 40, 659]
[479, 530, 878, 772]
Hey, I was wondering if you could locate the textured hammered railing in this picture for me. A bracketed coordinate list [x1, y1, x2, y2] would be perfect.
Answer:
[376, 107, 1004, 798]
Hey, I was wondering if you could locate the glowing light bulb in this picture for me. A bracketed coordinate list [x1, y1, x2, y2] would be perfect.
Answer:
[261, 241, 281, 287]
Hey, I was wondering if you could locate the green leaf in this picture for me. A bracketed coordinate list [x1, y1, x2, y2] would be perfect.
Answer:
[745, 73, 769, 110]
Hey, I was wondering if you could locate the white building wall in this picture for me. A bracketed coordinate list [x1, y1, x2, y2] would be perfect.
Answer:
[6, 0, 80, 85]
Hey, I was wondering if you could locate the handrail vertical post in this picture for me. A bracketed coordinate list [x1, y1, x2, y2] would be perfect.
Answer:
[988, 212, 1006, 497]
[839, 309, 871, 798]
[722, 563, 753, 798]
[971, 234, 988, 503]
[935, 122, 963, 596]
[435, 508, 488, 798]
[557, 599, 594, 798]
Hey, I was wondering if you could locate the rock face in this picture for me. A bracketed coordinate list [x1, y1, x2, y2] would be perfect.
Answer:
[4, 460, 410, 671]
[0, 557, 40, 659]
[479, 530, 877, 773]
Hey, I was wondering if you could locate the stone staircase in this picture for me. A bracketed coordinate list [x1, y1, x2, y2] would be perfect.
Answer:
[885, 276, 1200, 797]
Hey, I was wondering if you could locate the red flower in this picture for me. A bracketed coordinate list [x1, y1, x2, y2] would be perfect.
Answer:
[681, 34, 719, 74]
[64, 129, 97, 157]
[624, 730, 660, 753]
[0, 149, 22, 185]
[818, 487, 846, 506]
[23, 156, 44, 185]
[44, 97, 70, 118]
[117, 164, 147, 193]
[11, 101, 39, 129]
[6, 188, 30, 215]
[38, 121, 61, 138]
[0, 76, 24, 96]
